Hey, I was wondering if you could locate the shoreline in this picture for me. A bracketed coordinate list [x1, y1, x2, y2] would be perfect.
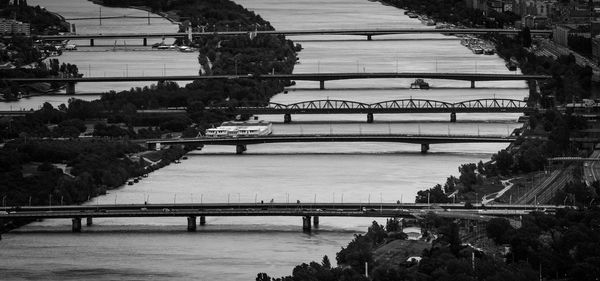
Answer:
[88, 0, 180, 24]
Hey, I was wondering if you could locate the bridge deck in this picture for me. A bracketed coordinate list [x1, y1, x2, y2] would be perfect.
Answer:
[25, 28, 552, 40]
[0, 203, 560, 220]
[1, 72, 550, 83]
[146, 134, 517, 145]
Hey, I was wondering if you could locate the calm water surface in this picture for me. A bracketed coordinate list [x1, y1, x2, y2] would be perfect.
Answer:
[1, 0, 527, 280]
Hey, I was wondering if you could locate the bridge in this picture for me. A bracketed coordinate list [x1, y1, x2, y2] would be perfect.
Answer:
[20, 28, 552, 46]
[1, 72, 550, 94]
[210, 98, 533, 123]
[0, 203, 562, 233]
[145, 133, 517, 154]
[0, 110, 33, 117]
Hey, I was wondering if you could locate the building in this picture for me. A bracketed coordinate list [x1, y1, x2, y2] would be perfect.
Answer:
[592, 36, 600, 64]
[554, 24, 574, 46]
[0, 18, 30, 36]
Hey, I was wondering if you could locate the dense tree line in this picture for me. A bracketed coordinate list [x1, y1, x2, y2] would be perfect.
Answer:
[256, 211, 600, 281]
[257, 209, 600, 281]
[485, 208, 600, 280]
[0, 138, 184, 209]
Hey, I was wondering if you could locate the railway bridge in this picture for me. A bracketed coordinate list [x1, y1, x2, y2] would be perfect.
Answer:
[209, 98, 533, 123]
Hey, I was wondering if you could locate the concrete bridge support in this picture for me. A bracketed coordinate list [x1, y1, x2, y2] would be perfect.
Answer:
[187, 216, 197, 232]
[302, 216, 311, 231]
[470, 80, 475, 88]
[86, 217, 93, 226]
[313, 216, 319, 228]
[420, 143, 430, 154]
[72, 218, 82, 232]
[450, 112, 457, 122]
[284, 113, 292, 123]
[367, 113, 374, 123]
[200, 216, 206, 226]
[90, 38, 94, 47]
[236, 144, 247, 155]
[66, 82, 76, 95]
[143, 38, 147, 46]
[319, 80, 325, 90]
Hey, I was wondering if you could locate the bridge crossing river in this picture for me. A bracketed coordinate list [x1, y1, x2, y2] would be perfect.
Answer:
[0, 203, 561, 232]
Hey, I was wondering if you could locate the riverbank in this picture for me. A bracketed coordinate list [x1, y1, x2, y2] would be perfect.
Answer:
[0, 138, 188, 233]
[380, 0, 591, 206]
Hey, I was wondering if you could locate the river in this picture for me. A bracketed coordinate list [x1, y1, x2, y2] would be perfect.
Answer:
[0, 0, 527, 280]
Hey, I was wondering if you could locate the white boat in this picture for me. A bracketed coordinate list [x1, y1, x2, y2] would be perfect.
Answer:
[178, 46, 195, 52]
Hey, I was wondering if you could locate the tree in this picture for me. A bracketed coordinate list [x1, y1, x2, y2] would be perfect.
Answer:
[521, 27, 532, 48]
[322, 255, 331, 269]
[255, 273, 271, 281]
[416, 184, 451, 203]
[459, 163, 478, 189]
[486, 218, 513, 244]
[493, 149, 513, 175]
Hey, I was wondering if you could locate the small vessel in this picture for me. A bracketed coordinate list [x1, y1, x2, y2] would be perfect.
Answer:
[127, 181, 134, 185]
[483, 48, 495, 55]
[472, 47, 483, 54]
[506, 57, 518, 71]
[133, 178, 139, 183]
[406, 12, 418, 18]
[410, 79, 430, 89]
[178, 46, 195, 52]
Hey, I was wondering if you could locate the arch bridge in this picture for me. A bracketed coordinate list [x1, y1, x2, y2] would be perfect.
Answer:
[210, 98, 532, 123]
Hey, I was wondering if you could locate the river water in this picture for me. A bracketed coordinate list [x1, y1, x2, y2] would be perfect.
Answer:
[1, 0, 527, 280]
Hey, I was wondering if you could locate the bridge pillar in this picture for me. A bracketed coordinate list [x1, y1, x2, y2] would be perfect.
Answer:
[420, 143, 429, 154]
[200, 216, 206, 226]
[313, 216, 319, 228]
[187, 216, 197, 232]
[470, 80, 475, 88]
[236, 144, 247, 155]
[367, 113, 374, 123]
[86, 217, 93, 226]
[150, 142, 161, 151]
[143, 38, 147, 46]
[367, 35, 372, 41]
[66, 82, 75, 95]
[284, 113, 292, 123]
[450, 112, 457, 122]
[302, 216, 311, 231]
[90, 38, 94, 47]
[319, 80, 325, 90]
[72, 218, 82, 232]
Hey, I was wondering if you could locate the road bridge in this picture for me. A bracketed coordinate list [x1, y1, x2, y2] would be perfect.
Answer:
[210, 98, 532, 123]
[145, 134, 517, 154]
[2, 72, 550, 94]
[0, 110, 33, 117]
[0, 203, 562, 232]
[17, 28, 552, 46]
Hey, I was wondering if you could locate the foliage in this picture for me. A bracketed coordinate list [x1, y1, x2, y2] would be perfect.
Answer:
[415, 184, 450, 203]
[485, 218, 514, 244]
